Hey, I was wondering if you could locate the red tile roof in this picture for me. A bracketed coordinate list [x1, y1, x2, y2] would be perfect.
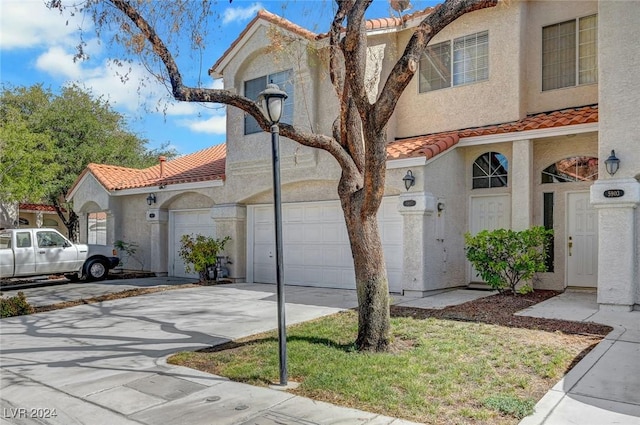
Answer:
[73, 106, 597, 194]
[387, 105, 598, 160]
[75, 144, 226, 192]
[19, 203, 65, 213]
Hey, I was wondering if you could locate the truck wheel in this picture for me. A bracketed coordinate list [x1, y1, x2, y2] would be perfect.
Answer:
[85, 259, 108, 281]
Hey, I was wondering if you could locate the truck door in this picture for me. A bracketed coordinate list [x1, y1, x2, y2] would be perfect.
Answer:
[14, 231, 37, 276]
[35, 230, 79, 275]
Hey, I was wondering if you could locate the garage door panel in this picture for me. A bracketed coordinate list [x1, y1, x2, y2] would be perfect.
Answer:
[286, 224, 306, 243]
[251, 198, 402, 292]
[381, 222, 403, 244]
[321, 224, 342, 243]
[285, 206, 304, 222]
[303, 226, 322, 242]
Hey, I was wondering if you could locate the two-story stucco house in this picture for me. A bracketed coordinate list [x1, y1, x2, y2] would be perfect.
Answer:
[68, 0, 640, 311]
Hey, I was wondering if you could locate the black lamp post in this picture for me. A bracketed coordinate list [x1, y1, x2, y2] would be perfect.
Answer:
[258, 83, 289, 386]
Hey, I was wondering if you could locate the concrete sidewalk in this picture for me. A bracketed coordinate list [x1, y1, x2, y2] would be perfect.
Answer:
[517, 291, 640, 425]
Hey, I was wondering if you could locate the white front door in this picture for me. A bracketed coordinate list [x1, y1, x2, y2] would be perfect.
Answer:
[469, 195, 511, 282]
[567, 192, 597, 287]
[250, 198, 403, 292]
[169, 209, 216, 278]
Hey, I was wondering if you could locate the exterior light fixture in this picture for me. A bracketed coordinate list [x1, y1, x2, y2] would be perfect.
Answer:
[604, 150, 620, 176]
[403, 170, 415, 191]
[258, 82, 289, 387]
[437, 202, 445, 212]
[258, 83, 288, 125]
[146, 193, 157, 206]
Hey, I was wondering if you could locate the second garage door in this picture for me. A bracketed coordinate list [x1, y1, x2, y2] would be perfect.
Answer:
[249, 198, 403, 292]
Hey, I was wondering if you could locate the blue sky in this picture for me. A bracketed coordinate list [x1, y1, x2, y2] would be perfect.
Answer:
[1, 0, 437, 156]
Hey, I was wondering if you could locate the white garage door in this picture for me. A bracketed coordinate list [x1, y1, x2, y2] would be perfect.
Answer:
[250, 198, 403, 292]
[169, 209, 216, 278]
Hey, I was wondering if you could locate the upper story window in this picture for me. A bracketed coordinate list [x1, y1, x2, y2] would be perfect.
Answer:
[541, 156, 598, 183]
[472, 152, 508, 189]
[419, 30, 489, 93]
[244, 69, 294, 135]
[542, 14, 597, 91]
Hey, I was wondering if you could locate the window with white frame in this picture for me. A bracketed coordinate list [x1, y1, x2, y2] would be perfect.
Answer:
[87, 212, 107, 245]
[542, 14, 597, 91]
[472, 152, 508, 189]
[244, 69, 294, 135]
[419, 30, 489, 93]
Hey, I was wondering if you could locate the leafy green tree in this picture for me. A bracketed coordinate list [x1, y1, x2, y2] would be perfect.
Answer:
[465, 227, 553, 294]
[0, 84, 176, 239]
[0, 109, 60, 203]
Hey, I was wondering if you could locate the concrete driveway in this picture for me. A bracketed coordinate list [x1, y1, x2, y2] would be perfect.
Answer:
[0, 280, 421, 425]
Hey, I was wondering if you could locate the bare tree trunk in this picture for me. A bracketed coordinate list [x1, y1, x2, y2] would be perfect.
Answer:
[341, 189, 390, 351]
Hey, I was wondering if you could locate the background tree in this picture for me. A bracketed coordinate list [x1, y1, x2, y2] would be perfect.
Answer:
[0, 84, 176, 239]
[49, 0, 498, 351]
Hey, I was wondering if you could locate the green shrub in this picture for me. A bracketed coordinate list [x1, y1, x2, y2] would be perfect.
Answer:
[179, 234, 231, 282]
[483, 394, 535, 419]
[465, 226, 552, 294]
[1, 292, 34, 318]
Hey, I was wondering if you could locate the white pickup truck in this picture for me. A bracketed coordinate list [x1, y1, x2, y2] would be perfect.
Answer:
[0, 228, 119, 281]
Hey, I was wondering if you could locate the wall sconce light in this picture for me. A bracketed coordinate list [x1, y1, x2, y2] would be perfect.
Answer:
[403, 170, 415, 191]
[604, 150, 620, 176]
[437, 202, 445, 212]
[146, 193, 157, 206]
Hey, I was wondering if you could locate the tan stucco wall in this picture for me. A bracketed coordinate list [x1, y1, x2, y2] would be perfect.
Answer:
[523, 0, 598, 114]
[394, 2, 525, 139]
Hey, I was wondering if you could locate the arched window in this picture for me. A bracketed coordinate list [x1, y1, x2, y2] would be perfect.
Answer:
[472, 152, 508, 189]
[541, 156, 598, 183]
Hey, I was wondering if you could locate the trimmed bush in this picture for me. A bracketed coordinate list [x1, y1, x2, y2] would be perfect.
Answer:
[179, 234, 231, 282]
[465, 226, 552, 294]
[1, 292, 34, 318]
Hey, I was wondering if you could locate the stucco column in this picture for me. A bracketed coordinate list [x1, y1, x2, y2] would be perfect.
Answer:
[147, 208, 168, 276]
[511, 139, 532, 230]
[398, 192, 437, 296]
[211, 204, 247, 282]
[596, 1, 640, 310]
[591, 179, 640, 311]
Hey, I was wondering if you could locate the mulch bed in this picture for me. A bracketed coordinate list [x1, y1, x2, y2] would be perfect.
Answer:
[391, 290, 612, 337]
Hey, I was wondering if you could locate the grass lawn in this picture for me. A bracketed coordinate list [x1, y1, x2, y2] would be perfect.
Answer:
[168, 309, 602, 425]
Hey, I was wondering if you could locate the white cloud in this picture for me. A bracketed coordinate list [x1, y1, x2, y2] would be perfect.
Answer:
[35, 47, 86, 80]
[0, 0, 88, 50]
[223, 3, 263, 25]
[177, 112, 227, 135]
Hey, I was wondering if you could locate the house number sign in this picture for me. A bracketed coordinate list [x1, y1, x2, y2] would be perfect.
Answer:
[603, 189, 624, 198]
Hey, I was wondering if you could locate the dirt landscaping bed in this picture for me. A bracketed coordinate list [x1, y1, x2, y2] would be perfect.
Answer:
[391, 290, 612, 337]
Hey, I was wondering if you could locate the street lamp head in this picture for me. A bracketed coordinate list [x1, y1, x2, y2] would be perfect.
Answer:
[258, 83, 288, 125]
